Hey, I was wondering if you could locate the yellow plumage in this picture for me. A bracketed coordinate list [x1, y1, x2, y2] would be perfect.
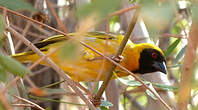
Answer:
[12, 32, 164, 82]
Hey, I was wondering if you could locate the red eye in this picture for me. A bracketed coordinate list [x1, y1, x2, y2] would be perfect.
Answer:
[152, 52, 157, 59]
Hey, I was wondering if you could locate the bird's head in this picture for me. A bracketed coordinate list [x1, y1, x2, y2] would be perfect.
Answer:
[132, 43, 167, 74]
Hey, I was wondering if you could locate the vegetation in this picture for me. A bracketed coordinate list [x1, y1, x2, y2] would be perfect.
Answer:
[0, 0, 198, 110]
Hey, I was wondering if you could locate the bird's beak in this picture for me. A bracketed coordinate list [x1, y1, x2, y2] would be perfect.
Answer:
[153, 61, 167, 74]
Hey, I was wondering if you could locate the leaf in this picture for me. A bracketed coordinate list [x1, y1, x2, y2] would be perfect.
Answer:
[0, 0, 37, 11]
[153, 83, 178, 91]
[119, 79, 177, 91]
[141, 0, 174, 42]
[45, 107, 51, 110]
[164, 38, 181, 57]
[173, 45, 187, 64]
[0, 52, 31, 77]
[100, 100, 113, 107]
[0, 102, 5, 110]
[29, 95, 85, 106]
[0, 14, 5, 37]
[168, 64, 182, 68]
[0, 65, 7, 82]
[146, 84, 158, 100]
[100, 106, 109, 110]
[124, 80, 150, 86]
[192, 3, 198, 21]
[77, 0, 121, 19]
[59, 41, 79, 60]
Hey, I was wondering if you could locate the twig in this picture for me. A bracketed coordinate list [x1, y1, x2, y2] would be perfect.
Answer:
[2, 7, 171, 109]
[45, 0, 68, 33]
[3, 7, 32, 110]
[161, 33, 186, 39]
[94, 6, 141, 101]
[13, 95, 45, 110]
[12, 104, 35, 108]
[11, 24, 47, 39]
[7, 27, 97, 110]
[109, 4, 139, 17]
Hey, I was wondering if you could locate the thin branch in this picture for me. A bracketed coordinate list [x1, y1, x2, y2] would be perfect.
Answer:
[13, 95, 45, 110]
[45, 0, 68, 33]
[12, 104, 35, 108]
[108, 4, 139, 17]
[94, 6, 141, 101]
[2, 7, 171, 109]
[161, 33, 186, 39]
[7, 27, 97, 110]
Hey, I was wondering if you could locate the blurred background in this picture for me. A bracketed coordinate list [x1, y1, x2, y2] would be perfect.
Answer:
[0, 0, 198, 110]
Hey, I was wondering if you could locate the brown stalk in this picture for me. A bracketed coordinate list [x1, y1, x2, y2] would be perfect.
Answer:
[108, 4, 139, 17]
[7, 27, 97, 110]
[1, 7, 171, 109]
[93, 6, 141, 102]
[177, 17, 198, 110]
[13, 95, 45, 110]
[45, 0, 68, 33]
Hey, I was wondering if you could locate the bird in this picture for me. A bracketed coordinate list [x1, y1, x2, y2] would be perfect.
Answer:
[12, 32, 167, 82]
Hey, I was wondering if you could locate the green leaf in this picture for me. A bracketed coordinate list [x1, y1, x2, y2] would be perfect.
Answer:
[141, 0, 174, 42]
[0, 52, 30, 77]
[0, 14, 5, 37]
[41, 88, 66, 95]
[119, 79, 178, 91]
[45, 107, 51, 110]
[100, 106, 109, 110]
[146, 89, 157, 100]
[153, 83, 178, 91]
[164, 38, 181, 57]
[0, 0, 37, 11]
[146, 84, 158, 100]
[100, 100, 113, 107]
[173, 45, 187, 64]
[192, 3, 198, 22]
[168, 64, 182, 68]
[0, 102, 5, 110]
[124, 80, 150, 86]
[59, 41, 79, 60]
[0, 65, 7, 82]
[29, 95, 85, 106]
[77, 0, 121, 19]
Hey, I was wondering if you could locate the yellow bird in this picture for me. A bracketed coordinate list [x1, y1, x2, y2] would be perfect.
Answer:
[12, 32, 166, 82]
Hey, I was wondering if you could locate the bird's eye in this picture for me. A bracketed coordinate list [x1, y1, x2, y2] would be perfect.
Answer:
[152, 52, 157, 59]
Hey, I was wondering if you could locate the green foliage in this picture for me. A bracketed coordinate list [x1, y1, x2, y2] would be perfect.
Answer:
[45, 107, 51, 110]
[146, 89, 157, 100]
[118, 79, 178, 91]
[110, 16, 120, 32]
[0, 0, 37, 11]
[164, 38, 181, 57]
[0, 14, 5, 37]
[59, 41, 79, 60]
[29, 95, 86, 106]
[0, 65, 7, 82]
[100, 106, 109, 110]
[0, 102, 5, 110]
[192, 3, 198, 21]
[141, 0, 174, 41]
[77, 0, 121, 20]
[0, 52, 31, 77]
[100, 100, 113, 107]
[173, 45, 187, 64]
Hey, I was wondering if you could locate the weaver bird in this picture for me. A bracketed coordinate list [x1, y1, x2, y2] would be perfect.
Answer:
[12, 32, 167, 82]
